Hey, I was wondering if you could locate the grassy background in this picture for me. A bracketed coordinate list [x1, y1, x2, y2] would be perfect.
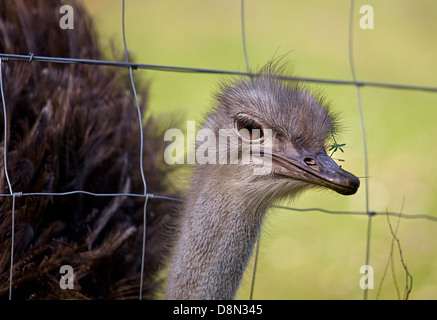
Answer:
[84, 0, 437, 299]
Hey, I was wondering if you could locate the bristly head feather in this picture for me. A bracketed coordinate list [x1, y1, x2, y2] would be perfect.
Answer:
[210, 59, 341, 154]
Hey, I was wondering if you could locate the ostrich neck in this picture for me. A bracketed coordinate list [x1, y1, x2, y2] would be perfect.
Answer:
[166, 172, 267, 300]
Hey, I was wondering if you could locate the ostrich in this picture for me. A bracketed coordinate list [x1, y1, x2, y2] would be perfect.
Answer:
[0, 0, 359, 300]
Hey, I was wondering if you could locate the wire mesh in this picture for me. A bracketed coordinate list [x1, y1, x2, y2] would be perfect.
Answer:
[1, 0, 436, 300]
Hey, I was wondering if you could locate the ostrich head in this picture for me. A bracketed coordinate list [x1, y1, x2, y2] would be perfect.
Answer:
[198, 67, 359, 203]
[167, 65, 360, 300]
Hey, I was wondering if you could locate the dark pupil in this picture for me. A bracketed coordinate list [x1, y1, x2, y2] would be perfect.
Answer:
[236, 118, 264, 140]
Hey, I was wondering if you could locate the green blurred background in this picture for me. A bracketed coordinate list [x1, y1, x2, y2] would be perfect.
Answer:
[84, 0, 437, 299]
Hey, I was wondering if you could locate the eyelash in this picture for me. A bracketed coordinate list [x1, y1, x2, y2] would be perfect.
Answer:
[235, 116, 264, 140]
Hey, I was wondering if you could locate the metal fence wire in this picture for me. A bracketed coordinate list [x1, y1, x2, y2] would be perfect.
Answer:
[1, 0, 437, 300]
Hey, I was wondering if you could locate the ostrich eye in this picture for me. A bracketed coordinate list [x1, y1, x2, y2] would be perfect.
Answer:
[235, 117, 264, 141]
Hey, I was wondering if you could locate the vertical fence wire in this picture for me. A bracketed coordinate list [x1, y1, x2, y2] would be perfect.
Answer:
[348, 0, 373, 300]
[8, 194, 16, 300]
[0, 60, 12, 196]
[121, 0, 149, 300]
[241, 0, 250, 74]
[1, 58, 16, 301]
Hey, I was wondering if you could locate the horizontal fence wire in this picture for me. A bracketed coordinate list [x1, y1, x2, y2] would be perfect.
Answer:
[1, 0, 437, 301]
[2, 53, 437, 93]
[0, 190, 436, 222]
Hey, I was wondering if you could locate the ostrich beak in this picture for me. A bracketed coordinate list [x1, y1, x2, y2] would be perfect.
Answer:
[272, 152, 360, 195]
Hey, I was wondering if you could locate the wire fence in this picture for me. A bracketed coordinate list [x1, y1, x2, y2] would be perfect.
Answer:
[1, 0, 437, 300]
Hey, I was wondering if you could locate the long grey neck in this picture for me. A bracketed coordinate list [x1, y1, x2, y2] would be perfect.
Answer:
[166, 170, 267, 300]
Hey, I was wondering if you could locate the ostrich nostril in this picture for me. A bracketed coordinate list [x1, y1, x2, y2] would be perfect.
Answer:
[304, 157, 320, 172]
